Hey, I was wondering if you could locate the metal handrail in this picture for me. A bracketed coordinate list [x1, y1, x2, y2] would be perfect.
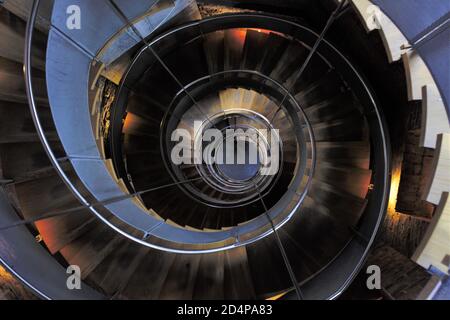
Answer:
[24, 3, 390, 300]
[156, 69, 316, 211]
[25, 1, 310, 254]
[25, 0, 227, 255]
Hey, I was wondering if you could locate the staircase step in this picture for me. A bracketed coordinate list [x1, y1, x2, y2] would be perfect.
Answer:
[119, 248, 176, 299]
[281, 196, 352, 268]
[224, 29, 245, 72]
[310, 141, 370, 169]
[0, 56, 47, 104]
[270, 41, 307, 83]
[0, 141, 65, 179]
[13, 172, 98, 253]
[158, 252, 202, 299]
[313, 162, 372, 198]
[224, 246, 256, 299]
[0, 101, 57, 144]
[241, 29, 268, 71]
[122, 112, 160, 137]
[203, 30, 225, 75]
[86, 239, 150, 297]
[59, 222, 124, 279]
[309, 112, 366, 142]
[193, 251, 225, 299]
[246, 235, 292, 298]
[0, 7, 46, 69]
[309, 180, 368, 228]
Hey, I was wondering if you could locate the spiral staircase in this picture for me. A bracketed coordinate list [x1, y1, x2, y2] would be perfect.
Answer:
[0, 0, 447, 300]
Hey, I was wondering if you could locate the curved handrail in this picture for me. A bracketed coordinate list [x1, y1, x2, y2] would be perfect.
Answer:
[25, 4, 389, 283]
[24, 0, 218, 255]
[157, 69, 315, 211]
[26, 2, 307, 253]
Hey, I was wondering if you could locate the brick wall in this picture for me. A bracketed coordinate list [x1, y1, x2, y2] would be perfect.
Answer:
[341, 244, 435, 300]
[368, 245, 433, 300]
[396, 129, 435, 217]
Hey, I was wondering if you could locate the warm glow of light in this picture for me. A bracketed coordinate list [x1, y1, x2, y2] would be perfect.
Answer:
[266, 291, 287, 300]
[35, 220, 57, 252]
[249, 28, 283, 37]
[388, 165, 402, 215]
[230, 28, 247, 45]
[228, 28, 282, 45]
[0, 265, 15, 283]
[249, 28, 271, 35]
[123, 113, 139, 132]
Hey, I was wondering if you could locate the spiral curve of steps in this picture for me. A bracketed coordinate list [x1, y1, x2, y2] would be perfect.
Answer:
[2, 0, 447, 300]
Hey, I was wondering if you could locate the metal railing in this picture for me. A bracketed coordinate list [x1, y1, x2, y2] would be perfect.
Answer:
[24, 0, 320, 255]
[20, 0, 390, 300]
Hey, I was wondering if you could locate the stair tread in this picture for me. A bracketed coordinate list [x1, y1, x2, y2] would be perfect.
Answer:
[86, 239, 150, 297]
[224, 246, 256, 299]
[193, 251, 225, 299]
[59, 221, 124, 279]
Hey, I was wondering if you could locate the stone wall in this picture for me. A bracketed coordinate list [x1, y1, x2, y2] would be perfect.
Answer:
[368, 245, 433, 300]
[396, 129, 435, 217]
[380, 212, 430, 258]
[380, 104, 435, 257]
[341, 244, 435, 300]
